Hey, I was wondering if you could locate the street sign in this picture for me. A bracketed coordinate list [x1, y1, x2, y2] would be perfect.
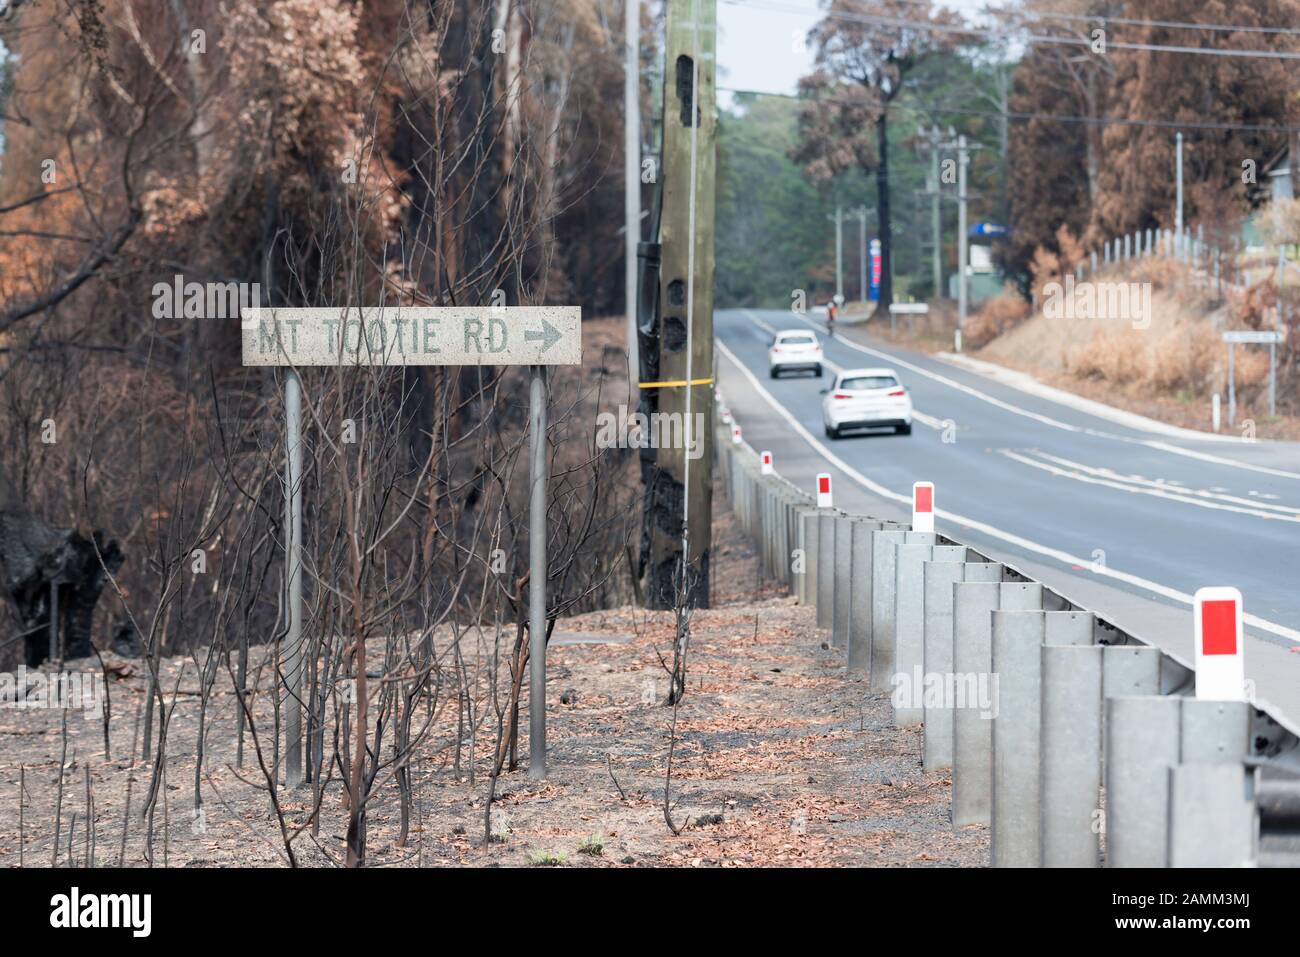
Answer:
[912, 481, 935, 533]
[1221, 329, 1284, 423]
[970, 222, 1009, 238]
[869, 238, 882, 301]
[1193, 586, 1246, 701]
[1222, 330, 1283, 344]
[889, 303, 929, 314]
[241, 306, 582, 366]
[241, 303, 582, 784]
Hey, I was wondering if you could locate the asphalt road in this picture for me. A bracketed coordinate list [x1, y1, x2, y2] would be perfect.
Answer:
[714, 307, 1300, 723]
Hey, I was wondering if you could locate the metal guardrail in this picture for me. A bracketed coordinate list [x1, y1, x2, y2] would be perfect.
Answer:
[714, 412, 1300, 867]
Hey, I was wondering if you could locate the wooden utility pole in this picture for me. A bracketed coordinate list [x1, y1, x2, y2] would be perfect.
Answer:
[647, 0, 716, 608]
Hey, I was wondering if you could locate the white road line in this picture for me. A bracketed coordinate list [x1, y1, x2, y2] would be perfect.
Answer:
[911, 411, 945, 431]
[716, 337, 1300, 645]
[998, 449, 1300, 524]
[741, 309, 1300, 483]
[1143, 440, 1300, 482]
[1028, 450, 1300, 516]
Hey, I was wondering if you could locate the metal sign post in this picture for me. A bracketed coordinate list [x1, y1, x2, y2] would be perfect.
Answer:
[528, 366, 548, 779]
[1269, 340, 1277, 417]
[242, 306, 581, 784]
[284, 368, 305, 787]
[1228, 340, 1236, 428]
[1222, 329, 1284, 426]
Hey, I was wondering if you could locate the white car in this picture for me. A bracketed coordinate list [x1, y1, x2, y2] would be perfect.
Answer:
[821, 367, 912, 438]
[768, 330, 823, 378]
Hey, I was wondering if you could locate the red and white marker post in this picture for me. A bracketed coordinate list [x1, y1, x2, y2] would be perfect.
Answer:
[760, 450, 773, 475]
[816, 472, 833, 509]
[731, 424, 742, 445]
[721, 408, 733, 425]
[1193, 586, 1247, 701]
[912, 481, 935, 533]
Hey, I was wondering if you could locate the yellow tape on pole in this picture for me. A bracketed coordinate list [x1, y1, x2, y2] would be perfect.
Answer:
[637, 377, 714, 389]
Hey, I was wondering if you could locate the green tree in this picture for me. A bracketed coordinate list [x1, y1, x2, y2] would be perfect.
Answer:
[716, 94, 872, 307]
[793, 0, 963, 312]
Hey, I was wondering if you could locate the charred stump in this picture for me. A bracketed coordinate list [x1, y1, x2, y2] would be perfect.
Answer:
[0, 509, 124, 666]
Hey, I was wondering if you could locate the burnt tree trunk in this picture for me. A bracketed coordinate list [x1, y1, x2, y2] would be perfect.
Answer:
[0, 510, 123, 666]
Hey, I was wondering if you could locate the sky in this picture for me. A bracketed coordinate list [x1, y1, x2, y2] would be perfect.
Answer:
[716, 0, 821, 106]
[716, 0, 1007, 106]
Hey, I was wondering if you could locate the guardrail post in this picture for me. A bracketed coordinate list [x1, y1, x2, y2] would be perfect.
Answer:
[740, 456, 752, 535]
[764, 481, 774, 579]
[869, 529, 908, 692]
[1168, 763, 1257, 867]
[1040, 644, 1103, 866]
[730, 446, 744, 529]
[893, 541, 963, 726]
[951, 582, 1042, 827]
[761, 480, 775, 577]
[774, 489, 785, 584]
[847, 520, 882, 673]
[797, 508, 818, 605]
[990, 609, 1047, 866]
[1105, 695, 1182, 867]
[774, 489, 787, 587]
[922, 560, 1000, 770]
[1168, 699, 1255, 866]
[817, 510, 837, 629]
[788, 495, 806, 591]
[990, 609, 1094, 866]
[832, 515, 855, 649]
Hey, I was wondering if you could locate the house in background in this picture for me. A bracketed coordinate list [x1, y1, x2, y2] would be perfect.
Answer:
[947, 240, 1002, 305]
[1241, 143, 1296, 249]
[1261, 145, 1293, 204]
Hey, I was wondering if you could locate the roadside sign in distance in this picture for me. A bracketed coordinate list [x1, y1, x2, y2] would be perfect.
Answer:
[1222, 330, 1283, 345]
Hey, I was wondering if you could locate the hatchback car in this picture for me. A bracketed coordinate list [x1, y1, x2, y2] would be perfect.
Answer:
[821, 367, 912, 437]
[768, 330, 823, 378]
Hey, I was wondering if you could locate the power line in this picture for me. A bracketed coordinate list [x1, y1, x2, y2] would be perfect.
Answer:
[723, 0, 1300, 60]
[720, 86, 1300, 135]
[829, 0, 1300, 37]
[1021, 7, 1300, 37]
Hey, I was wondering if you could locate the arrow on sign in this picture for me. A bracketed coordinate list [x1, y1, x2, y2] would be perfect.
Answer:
[525, 318, 563, 353]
